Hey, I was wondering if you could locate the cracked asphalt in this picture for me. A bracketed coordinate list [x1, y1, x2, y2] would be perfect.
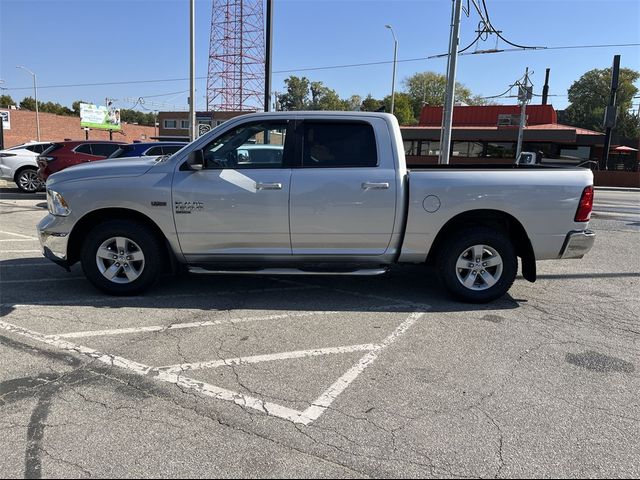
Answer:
[1, 181, 639, 478]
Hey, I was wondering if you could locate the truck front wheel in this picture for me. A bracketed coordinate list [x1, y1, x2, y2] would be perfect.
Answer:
[80, 220, 162, 295]
[437, 227, 517, 303]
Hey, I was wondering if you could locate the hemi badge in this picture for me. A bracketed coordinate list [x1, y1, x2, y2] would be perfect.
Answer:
[151, 201, 167, 207]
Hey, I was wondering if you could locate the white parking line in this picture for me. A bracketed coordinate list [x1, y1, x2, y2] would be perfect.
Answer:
[0, 262, 59, 267]
[45, 302, 413, 339]
[298, 312, 424, 424]
[0, 239, 39, 242]
[0, 307, 426, 425]
[0, 250, 42, 253]
[0, 231, 38, 240]
[0, 319, 154, 376]
[158, 343, 377, 374]
[0, 318, 303, 421]
[48, 310, 339, 339]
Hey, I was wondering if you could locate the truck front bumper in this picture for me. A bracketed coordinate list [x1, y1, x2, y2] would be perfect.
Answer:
[559, 229, 596, 259]
[37, 214, 71, 270]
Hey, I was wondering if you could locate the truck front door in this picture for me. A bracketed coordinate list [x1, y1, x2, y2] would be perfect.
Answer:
[172, 121, 292, 261]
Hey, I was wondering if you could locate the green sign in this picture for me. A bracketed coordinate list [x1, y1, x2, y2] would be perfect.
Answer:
[80, 103, 121, 131]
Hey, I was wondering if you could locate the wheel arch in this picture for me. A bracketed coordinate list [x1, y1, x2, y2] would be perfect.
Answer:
[426, 209, 536, 282]
[13, 164, 38, 179]
[67, 208, 178, 272]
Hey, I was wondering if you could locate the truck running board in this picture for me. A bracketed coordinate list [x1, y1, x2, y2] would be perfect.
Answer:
[188, 267, 389, 276]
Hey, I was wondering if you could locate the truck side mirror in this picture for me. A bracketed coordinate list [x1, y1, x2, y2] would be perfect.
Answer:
[187, 150, 204, 170]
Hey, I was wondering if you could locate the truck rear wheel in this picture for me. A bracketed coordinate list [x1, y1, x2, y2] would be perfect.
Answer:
[80, 220, 162, 295]
[437, 227, 517, 303]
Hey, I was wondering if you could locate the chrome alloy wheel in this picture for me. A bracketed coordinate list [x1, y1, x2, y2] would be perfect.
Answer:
[95, 236, 145, 284]
[18, 170, 43, 193]
[455, 244, 503, 291]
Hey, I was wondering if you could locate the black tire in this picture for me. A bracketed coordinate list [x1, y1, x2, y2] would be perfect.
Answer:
[15, 167, 44, 193]
[437, 227, 517, 303]
[80, 220, 163, 295]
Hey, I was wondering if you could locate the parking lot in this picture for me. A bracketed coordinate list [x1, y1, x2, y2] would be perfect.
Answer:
[1, 180, 638, 478]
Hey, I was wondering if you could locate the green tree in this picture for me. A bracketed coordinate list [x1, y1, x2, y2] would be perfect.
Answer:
[0, 95, 16, 108]
[19, 96, 37, 111]
[278, 76, 310, 110]
[383, 93, 416, 125]
[563, 67, 639, 138]
[39, 101, 73, 116]
[403, 71, 478, 119]
[119, 109, 155, 126]
[341, 94, 362, 111]
[308, 81, 344, 110]
[361, 94, 383, 112]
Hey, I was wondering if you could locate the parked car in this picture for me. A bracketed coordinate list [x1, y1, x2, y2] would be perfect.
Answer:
[108, 142, 187, 159]
[37, 140, 125, 181]
[0, 141, 54, 192]
[236, 144, 284, 165]
[38, 112, 595, 302]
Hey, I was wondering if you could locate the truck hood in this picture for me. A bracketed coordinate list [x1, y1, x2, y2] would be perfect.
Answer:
[47, 157, 159, 187]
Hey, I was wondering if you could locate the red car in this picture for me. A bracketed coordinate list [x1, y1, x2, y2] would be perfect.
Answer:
[37, 140, 125, 181]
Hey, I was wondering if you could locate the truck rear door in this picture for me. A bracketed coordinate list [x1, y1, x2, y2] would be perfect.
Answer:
[289, 119, 397, 256]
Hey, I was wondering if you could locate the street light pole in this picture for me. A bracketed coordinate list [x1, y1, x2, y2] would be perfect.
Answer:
[438, 0, 463, 164]
[189, 0, 196, 142]
[385, 25, 398, 115]
[16, 66, 40, 141]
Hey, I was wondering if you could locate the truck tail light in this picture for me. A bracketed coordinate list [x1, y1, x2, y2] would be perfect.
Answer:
[574, 185, 594, 222]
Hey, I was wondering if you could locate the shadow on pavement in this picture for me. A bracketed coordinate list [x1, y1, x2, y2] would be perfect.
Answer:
[0, 186, 46, 201]
[0, 259, 521, 316]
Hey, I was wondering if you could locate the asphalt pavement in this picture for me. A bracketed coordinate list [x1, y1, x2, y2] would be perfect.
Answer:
[0, 180, 638, 478]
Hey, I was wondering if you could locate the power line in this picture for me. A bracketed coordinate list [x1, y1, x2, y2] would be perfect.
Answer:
[3, 43, 639, 92]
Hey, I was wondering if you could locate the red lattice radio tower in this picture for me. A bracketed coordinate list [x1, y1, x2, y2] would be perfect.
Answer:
[207, 0, 265, 112]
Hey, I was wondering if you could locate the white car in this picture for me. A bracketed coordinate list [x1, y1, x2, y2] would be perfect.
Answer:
[0, 141, 53, 192]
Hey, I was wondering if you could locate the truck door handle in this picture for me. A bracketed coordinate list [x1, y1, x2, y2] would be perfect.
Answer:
[361, 182, 390, 190]
[256, 182, 283, 190]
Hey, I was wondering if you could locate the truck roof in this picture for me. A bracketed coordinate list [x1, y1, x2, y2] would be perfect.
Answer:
[231, 111, 396, 121]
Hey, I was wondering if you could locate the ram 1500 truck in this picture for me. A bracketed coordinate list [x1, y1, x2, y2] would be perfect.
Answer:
[37, 112, 595, 302]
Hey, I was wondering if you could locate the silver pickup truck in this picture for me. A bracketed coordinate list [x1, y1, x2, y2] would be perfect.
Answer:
[38, 112, 595, 302]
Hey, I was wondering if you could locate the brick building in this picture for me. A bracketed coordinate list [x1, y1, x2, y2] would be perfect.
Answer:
[401, 104, 605, 166]
[0, 109, 156, 148]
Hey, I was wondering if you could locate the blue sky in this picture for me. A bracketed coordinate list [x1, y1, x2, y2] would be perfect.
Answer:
[1, 0, 639, 113]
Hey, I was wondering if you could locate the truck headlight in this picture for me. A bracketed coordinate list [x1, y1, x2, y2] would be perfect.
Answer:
[47, 189, 71, 216]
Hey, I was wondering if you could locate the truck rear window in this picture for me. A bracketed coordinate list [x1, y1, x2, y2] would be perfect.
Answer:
[302, 122, 377, 168]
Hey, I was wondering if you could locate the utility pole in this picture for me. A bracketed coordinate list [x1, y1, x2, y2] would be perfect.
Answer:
[516, 67, 531, 160]
[438, 0, 463, 164]
[602, 55, 621, 170]
[541, 68, 550, 105]
[189, 0, 196, 142]
[264, 0, 273, 112]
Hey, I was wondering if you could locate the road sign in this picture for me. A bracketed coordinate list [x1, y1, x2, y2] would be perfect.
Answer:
[0, 110, 10, 130]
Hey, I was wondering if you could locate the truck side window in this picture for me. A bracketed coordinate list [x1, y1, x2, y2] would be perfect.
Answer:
[302, 122, 377, 168]
[201, 121, 288, 169]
